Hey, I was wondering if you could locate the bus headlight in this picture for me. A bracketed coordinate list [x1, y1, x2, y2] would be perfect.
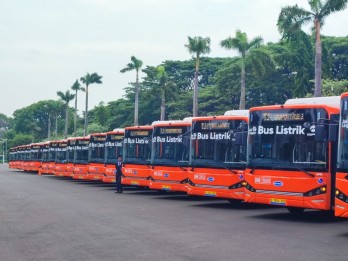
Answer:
[303, 185, 327, 197]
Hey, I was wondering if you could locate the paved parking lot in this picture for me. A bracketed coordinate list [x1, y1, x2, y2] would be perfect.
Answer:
[1, 164, 348, 261]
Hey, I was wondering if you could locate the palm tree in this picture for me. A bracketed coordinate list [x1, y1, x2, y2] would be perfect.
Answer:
[277, 0, 347, 97]
[185, 36, 211, 117]
[80, 73, 103, 136]
[221, 30, 264, 109]
[120, 56, 143, 126]
[156, 66, 175, 121]
[71, 79, 85, 132]
[57, 90, 75, 138]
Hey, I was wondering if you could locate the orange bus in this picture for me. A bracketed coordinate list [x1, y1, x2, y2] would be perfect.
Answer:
[11, 146, 19, 170]
[244, 97, 340, 214]
[39, 142, 51, 175]
[64, 137, 77, 178]
[87, 133, 107, 181]
[72, 136, 90, 180]
[103, 129, 124, 183]
[54, 140, 68, 177]
[15, 145, 25, 170]
[8, 147, 17, 169]
[29, 143, 43, 172]
[22, 144, 31, 171]
[187, 111, 249, 200]
[336, 92, 348, 217]
[123, 126, 153, 187]
[149, 120, 191, 192]
[47, 141, 59, 175]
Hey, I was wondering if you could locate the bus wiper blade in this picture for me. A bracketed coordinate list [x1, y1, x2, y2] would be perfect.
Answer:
[292, 167, 314, 177]
[224, 166, 238, 174]
[146, 164, 153, 169]
[250, 166, 262, 174]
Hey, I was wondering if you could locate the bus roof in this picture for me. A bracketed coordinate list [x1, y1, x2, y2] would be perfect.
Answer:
[151, 119, 191, 127]
[224, 110, 249, 117]
[285, 96, 340, 108]
[125, 125, 153, 130]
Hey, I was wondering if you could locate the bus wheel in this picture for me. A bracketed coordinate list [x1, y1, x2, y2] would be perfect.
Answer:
[287, 207, 305, 215]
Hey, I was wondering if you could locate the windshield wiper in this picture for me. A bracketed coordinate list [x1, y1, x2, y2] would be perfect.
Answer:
[291, 167, 314, 177]
[224, 166, 238, 174]
[250, 165, 263, 174]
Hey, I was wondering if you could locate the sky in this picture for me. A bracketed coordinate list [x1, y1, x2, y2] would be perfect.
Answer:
[0, 0, 347, 117]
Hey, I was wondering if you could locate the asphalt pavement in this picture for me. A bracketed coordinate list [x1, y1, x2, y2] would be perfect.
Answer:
[1, 164, 348, 261]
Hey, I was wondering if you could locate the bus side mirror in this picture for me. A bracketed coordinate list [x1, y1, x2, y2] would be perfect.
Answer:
[235, 132, 247, 146]
[315, 125, 327, 142]
[328, 124, 338, 142]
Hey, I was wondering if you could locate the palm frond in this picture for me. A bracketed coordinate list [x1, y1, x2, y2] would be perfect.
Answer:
[320, 0, 347, 18]
[277, 5, 313, 36]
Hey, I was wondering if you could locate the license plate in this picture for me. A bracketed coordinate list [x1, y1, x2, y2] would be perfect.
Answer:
[205, 191, 216, 197]
[270, 198, 286, 205]
[131, 181, 139, 185]
[162, 185, 171, 190]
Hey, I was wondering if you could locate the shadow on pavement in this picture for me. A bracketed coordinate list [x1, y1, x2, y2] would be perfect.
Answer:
[248, 210, 348, 224]
[192, 201, 277, 210]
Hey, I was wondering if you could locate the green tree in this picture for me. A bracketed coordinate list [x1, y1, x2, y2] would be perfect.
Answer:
[80, 73, 103, 136]
[57, 90, 75, 138]
[221, 30, 273, 109]
[71, 79, 85, 132]
[120, 56, 143, 126]
[185, 36, 211, 116]
[277, 0, 348, 97]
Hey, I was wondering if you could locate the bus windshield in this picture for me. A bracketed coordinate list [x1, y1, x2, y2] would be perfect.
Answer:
[89, 136, 106, 163]
[42, 146, 50, 162]
[191, 119, 247, 169]
[56, 144, 67, 163]
[152, 126, 190, 166]
[31, 146, 41, 161]
[124, 129, 152, 164]
[338, 97, 348, 171]
[49, 144, 57, 162]
[75, 141, 89, 164]
[67, 143, 75, 163]
[248, 108, 328, 172]
[105, 135, 123, 164]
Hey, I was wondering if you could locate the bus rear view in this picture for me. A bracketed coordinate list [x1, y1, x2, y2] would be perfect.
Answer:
[245, 98, 339, 213]
[123, 126, 153, 187]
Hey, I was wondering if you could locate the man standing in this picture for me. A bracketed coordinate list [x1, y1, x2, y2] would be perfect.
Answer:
[115, 155, 123, 193]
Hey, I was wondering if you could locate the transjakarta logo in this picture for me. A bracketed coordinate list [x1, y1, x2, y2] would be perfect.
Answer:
[249, 125, 315, 135]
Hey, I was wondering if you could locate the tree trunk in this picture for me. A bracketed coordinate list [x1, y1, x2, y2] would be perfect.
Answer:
[314, 18, 322, 97]
[160, 89, 166, 121]
[48, 115, 51, 140]
[55, 116, 58, 139]
[64, 104, 69, 139]
[134, 70, 139, 126]
[74, 90, 78, 132]
[193, 55, 199, 117]
[239, 58, 246, 110]
[84, 85, 89, 136]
